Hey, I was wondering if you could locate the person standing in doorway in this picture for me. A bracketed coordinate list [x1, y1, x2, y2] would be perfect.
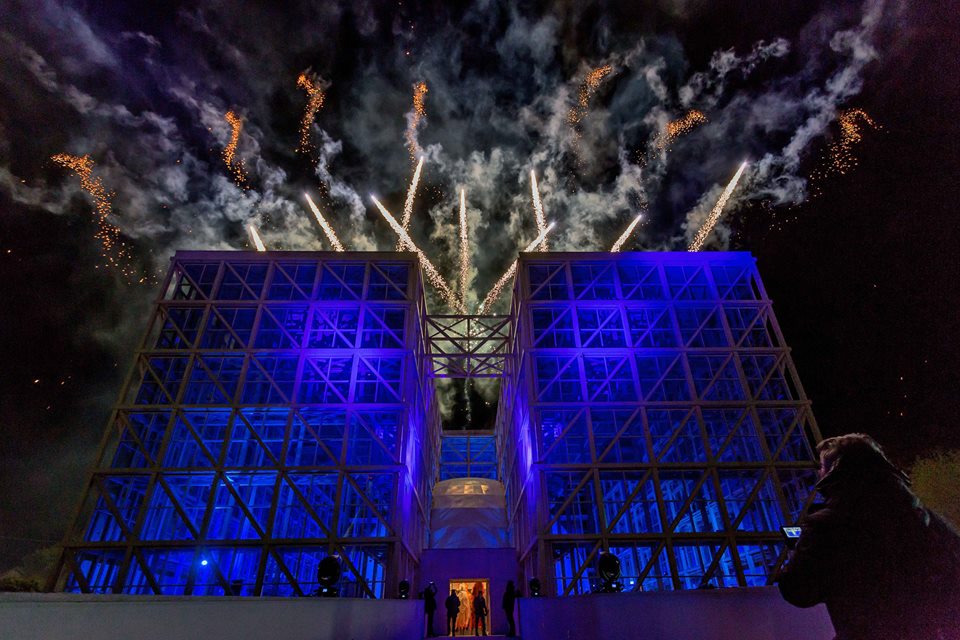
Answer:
[423, 581, 438, 637]
[473, 585, 488, 636]
[445, 588, 461, 637]
[501, 580, 517, 637]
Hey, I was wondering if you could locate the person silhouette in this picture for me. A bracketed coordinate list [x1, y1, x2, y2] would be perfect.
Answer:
[776, 433, 960, 640]
[445, 589, 461, 637]
[472, 587, 488, 636]
[501, 580, 517, 637]
[423, 581, 438, 637]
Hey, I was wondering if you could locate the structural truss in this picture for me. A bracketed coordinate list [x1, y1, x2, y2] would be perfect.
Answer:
[497, 252, 822, 595]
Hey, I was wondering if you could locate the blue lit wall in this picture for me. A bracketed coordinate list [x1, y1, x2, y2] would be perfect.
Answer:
[58, 252, 440, 597]
[438, 433, 498, 481]
[496, 252, 821, 595]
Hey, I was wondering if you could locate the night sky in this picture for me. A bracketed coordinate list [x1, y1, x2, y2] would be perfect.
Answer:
[1, 0, 958, 569]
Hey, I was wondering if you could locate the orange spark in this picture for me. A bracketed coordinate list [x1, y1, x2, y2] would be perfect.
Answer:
[222, 110, 247, 185]
[405, 81, 428, 160]
[296, 73, 326, 153]
[654, 110, 708, 151]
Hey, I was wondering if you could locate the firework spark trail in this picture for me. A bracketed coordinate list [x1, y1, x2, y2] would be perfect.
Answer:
[405, 81, 428, 161]
[51, 153, 142, 281]
[610, 212, 644, 252]
[568, 65, 613, 129]
[304, 193, 345, 251]
[222, 110, 247, 185]
[478, 222, 556, 314]
[296, 73, 325, 153]
[688, 161, 749, 252]
[247, 224, 266, 251]
[396, 156, 424, 250]
[371, 196, 465, 313]
[530, 170, 548, 252]
[830, 108, 877, 175]
[458, 188, 470, 307]
[654, 110, 708, 151]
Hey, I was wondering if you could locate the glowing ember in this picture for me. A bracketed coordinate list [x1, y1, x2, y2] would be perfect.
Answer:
[654, 110, 708, 151]
[296, 73, 326, 154]
[568, 64, 613, 129]
[222, 111, 247, 185]
[530, 170, 548, 252]
[51, 153, 141, 282]
[610, 212, 644, 252]
[405, 81, 428, 161]
[478, 222, 555, 314]
[688, 161, 749, 252]
[458, 188, 470, 307]
[304, 193, 345, 251]
[247, 223, 266, 251]
[371, 196, 464, 313]
[396, 156, 424, 250]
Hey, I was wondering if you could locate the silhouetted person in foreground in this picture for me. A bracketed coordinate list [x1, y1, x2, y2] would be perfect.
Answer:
[445, 589, 460, 637]
[473, 588, 488, 636]
[501, 580, 517, 637]
[423, 581, 438, 637]
[776, 433, 960, 640]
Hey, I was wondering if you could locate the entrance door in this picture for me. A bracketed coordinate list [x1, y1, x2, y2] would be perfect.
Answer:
[449, 578, 490, 635]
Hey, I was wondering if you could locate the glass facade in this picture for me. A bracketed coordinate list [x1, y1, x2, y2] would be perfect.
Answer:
[58, 250, 820, 598]
[57, 253, 440, 597]
[497, 252, 821, 595]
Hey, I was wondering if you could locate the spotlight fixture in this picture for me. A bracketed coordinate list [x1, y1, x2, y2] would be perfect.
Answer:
[597, 552, 623, 593]
[528, 577, 542, 597]
[316, 555, 342, 597]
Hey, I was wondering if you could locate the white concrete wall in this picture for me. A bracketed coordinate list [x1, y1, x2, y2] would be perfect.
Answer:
[517, 586, 834, 640]
[0, 593, 423, 640]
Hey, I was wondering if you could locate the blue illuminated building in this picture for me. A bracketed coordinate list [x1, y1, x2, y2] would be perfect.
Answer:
[56, 250, 821, 597]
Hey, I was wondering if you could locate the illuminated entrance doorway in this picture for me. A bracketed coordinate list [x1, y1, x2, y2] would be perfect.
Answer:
[449, 579, 490, 635]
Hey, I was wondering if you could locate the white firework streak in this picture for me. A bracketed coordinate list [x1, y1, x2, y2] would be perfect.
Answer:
[688, 161, 749, 252]
[247, 224, 266, 251]
[610, 212, 644, 252]
[304, 193, 345, 251]
[396, 156, 424, 251]
[478, 222, 556, 314]
[371, 196, 465, 313]
[530, 170, 548, 252]
[459, 188, 470, 308]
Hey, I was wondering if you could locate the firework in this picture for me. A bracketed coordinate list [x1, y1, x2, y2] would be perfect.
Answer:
[222, 110, 247, 185]
[830, 108, 878, 175]
[478, 222, 555, 314]
[304, 193, 345, 251]
[568, 64, 613, 129]
[688, 161, 749, 252]
[247, 224, 266, 251]
[405, 81, 428, 160]
[371, 196, 464, 313]
[458, 188, 470, 307]
[51, 153, 141, 281]
[530, 170, 548, 252]
[654, 110, 708, 151]
[610, 212, 644, 252]
[296, 73, 325, 153]
[396, 156, 424, 250]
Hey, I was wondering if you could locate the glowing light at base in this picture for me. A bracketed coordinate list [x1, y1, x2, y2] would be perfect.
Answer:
[458, 188, 470, 307]
[478, 222, 555, 314]
[396, 156, 424, 250]
[296, 73, 326, 153]
[222, 111, 247, 185]
[530, 170, 548, 252]
[51, 153, 140, 281]
[304, 193, 345, 251]
[247, 224, 266, 251]
[688, 161, 749, 252]
[371, 196, 465, 313]
[405, 81, 428, 161]
[610, 212, 644, 252]
[655, 110, 708, 151]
